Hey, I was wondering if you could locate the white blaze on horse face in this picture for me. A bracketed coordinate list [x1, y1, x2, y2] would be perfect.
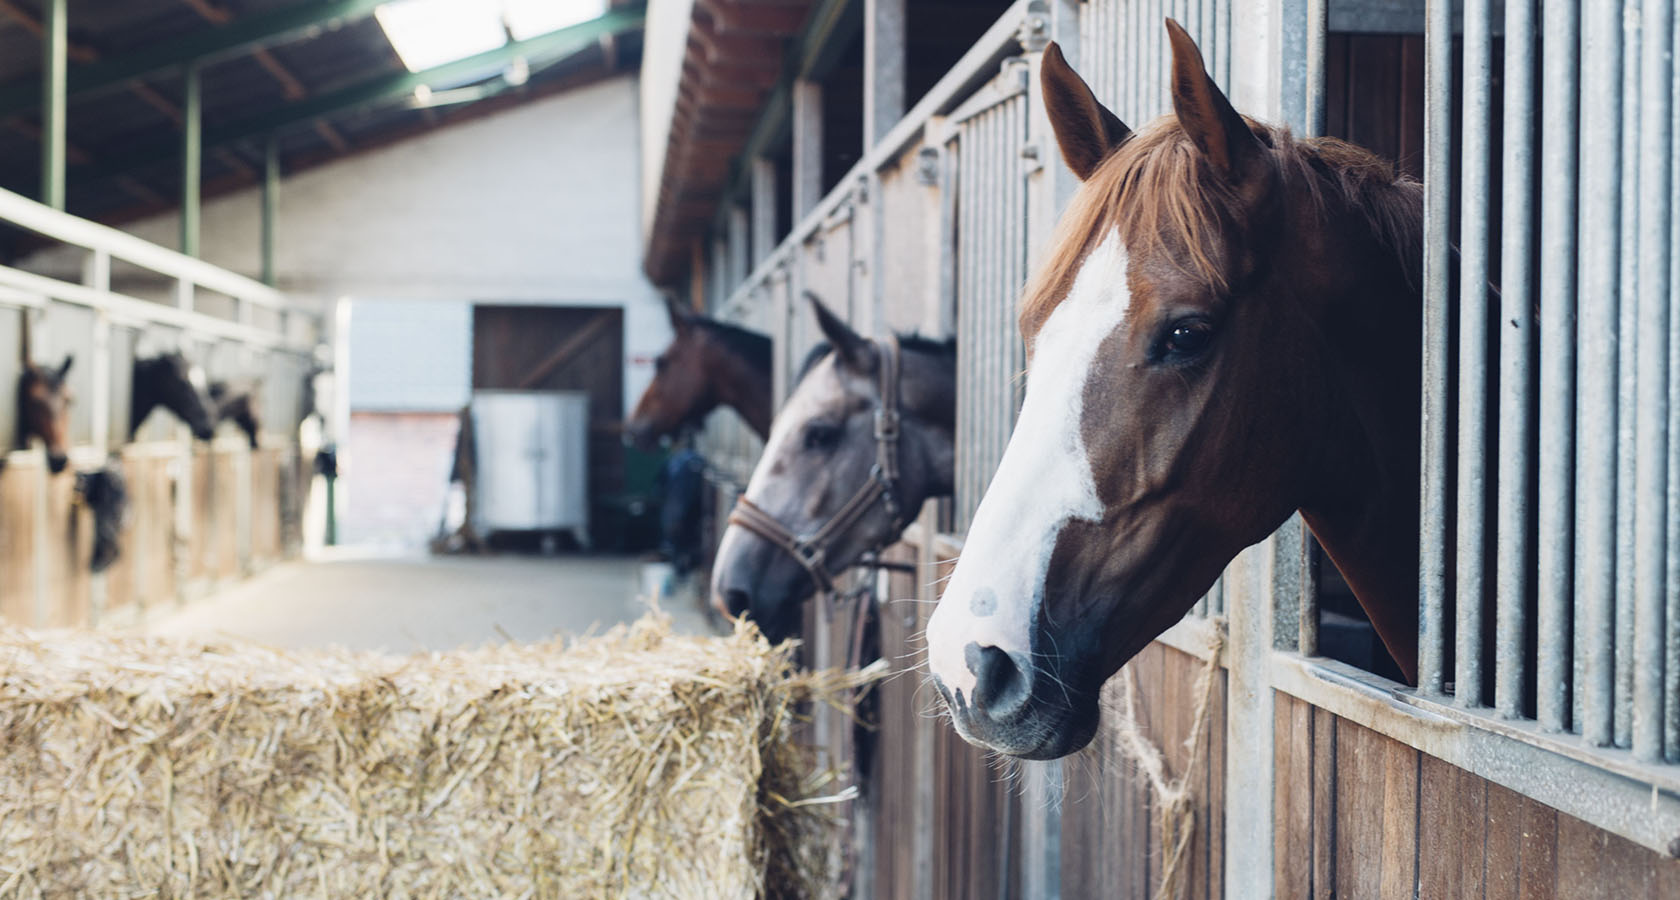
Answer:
[926, 231, 1132, 699]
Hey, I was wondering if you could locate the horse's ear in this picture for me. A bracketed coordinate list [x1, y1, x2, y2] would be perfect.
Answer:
[56, 355, 73, 380]
[664, 295, 694, 332]
[1165, 18, 1263, 181]
[1041, 41, 1130, 181]
[806, 292, 873, 369]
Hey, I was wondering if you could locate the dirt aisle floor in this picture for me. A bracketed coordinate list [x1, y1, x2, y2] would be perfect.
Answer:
[145, 551, 718, 652]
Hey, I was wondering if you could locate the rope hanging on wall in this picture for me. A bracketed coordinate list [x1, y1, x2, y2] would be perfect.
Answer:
[1107, 619, 1226, 900]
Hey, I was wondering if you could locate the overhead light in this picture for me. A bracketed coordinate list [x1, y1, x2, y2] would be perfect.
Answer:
[503, 0, 605, 41]
[375, 0, 506, 73]
[413, 83, 433, 103]
[504, 56, 529, 87]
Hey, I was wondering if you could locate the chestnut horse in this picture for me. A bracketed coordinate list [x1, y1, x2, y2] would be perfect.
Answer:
[17, 355, 74, 474]
[625, 296, 773, 447]
[925, 22, 1424, 759]
[711, 294, 955, 643]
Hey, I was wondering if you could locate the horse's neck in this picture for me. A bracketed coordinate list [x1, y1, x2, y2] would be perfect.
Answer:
[1298, 245, 1423, 685]
[901, 351, 957, 498]
[130, 367, 157, 431]
[710, 343, 773, 439]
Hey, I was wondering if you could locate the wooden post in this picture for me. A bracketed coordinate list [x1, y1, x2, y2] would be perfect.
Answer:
[751, 157, 777, 266]
[792, 79, 823, 220]
[863, 0, 906, 148]
[39, 0, 66, 210]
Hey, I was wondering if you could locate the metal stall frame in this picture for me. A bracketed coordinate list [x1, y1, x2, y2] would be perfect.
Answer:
[0, 184, 319, 630]
[695, 0, 1680, 892]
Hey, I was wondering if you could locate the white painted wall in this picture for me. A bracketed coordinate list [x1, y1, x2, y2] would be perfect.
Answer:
[21, 74, 670, 415]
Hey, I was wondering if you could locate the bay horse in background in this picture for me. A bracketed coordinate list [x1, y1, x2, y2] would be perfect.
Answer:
[625, 296, 773, 447]
[926, 22, 1425, 760]
[710, 293, 955, 643]
[131, 351, 215, 441]
[208, 381, 262, 448]
[16, 355, 74, 474]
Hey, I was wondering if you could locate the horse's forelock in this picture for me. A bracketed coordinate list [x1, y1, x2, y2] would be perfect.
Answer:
[1019, 116, 1421, 341]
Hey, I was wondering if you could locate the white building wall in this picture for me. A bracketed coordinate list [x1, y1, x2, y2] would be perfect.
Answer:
[22, 74, 669, 416]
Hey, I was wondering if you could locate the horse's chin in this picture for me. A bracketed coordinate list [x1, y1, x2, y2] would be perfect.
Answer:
[940, 681, 1101, 761]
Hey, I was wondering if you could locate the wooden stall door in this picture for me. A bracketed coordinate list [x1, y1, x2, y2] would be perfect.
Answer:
[471, 305, 625, 544]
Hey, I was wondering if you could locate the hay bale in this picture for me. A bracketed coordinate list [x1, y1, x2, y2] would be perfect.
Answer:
[0, 615, 875, 899]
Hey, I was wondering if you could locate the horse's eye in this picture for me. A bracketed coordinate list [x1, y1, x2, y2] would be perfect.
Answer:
[1160, 318, 1215, 361]
[654, 354, 669, 373]
[802, 422, 841, 452]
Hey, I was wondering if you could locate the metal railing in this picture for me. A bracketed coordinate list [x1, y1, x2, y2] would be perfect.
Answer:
[690, 0, 1680, 874]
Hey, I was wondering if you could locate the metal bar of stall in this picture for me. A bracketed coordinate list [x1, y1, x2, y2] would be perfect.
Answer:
[1495, 0, 1537, 720]
[1304, 0, 1326, 138]
[1538, 0, 1581, 735]
[1632, 0, 1673, 765]
[1616, 0, 1643, 750]
[1669, 0, 1680, 763]
[1456, 0, 1494, 709]
[1419, 0, 1455, 697]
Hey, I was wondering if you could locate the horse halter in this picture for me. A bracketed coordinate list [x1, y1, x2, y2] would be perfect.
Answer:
[728, 334, 911, 595]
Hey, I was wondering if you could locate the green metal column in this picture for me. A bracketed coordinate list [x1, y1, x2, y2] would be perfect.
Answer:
[181, 60, 202, 256]
[261, 135, 279, 286]
[40, 0, 66, 210]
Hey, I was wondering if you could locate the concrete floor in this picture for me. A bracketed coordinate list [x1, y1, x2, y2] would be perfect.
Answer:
[145, 550, 718, 653]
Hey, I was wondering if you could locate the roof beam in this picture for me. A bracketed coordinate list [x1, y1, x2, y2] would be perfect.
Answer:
[0, 0, 98, 63]
[176, 0, 307, 101]
[0, 0, 390, 118]
[311, 119, 349, 153]
[82, 7, 645, 181]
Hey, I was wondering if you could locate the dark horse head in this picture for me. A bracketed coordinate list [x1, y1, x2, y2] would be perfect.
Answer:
[710, 294, 955, 643]
[132, 351, 215, 441]
[209, 381, 262, 448]
[18, 355, 74, 474]
[925, 23, 1424, 759]
[625, 296, 773, 448]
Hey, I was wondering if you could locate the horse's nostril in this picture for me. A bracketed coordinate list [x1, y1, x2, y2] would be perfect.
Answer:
[722, 588, 752, 618]
[966, 643, 1033, 720]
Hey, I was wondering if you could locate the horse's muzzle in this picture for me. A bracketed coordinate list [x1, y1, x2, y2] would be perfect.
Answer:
[933, 647, 1100, 760]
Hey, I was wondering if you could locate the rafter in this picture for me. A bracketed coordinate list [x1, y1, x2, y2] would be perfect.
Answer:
[312, 119, 348, 153]
[252, 49, 307, 100]
[0, 0, 390, 117]
[177, 0, 307, 101]
[0, 0, 97, 62]
[82, 8, 644, 180]
[128, 80, 183, 125]
[5, 116, 88, 164]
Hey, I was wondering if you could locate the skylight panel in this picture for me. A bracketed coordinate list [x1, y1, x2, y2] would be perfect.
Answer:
[503, 0, 606, 41]
[375, 0, 508, 73]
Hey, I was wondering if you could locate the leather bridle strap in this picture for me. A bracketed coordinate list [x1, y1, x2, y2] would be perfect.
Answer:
[727, 335, 908, 594]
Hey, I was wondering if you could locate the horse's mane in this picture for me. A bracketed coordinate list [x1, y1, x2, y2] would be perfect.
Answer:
[692, 318, 772, 370]
[796, 334, 957, 386]
[1020, 116, 1424, 333]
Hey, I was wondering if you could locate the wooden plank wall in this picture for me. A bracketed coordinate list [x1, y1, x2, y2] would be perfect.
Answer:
[863, 542, 1022, 900]
[0, 442, 297, 629]
[1060, 643, 1228, 900]
[1274, 693, 1680, 898]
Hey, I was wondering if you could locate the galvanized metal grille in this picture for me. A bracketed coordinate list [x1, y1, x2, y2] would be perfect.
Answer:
[1079, 0, 1231, 127]
[1422, 0, 1680, 764]
[950, 59, 1032, 532]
